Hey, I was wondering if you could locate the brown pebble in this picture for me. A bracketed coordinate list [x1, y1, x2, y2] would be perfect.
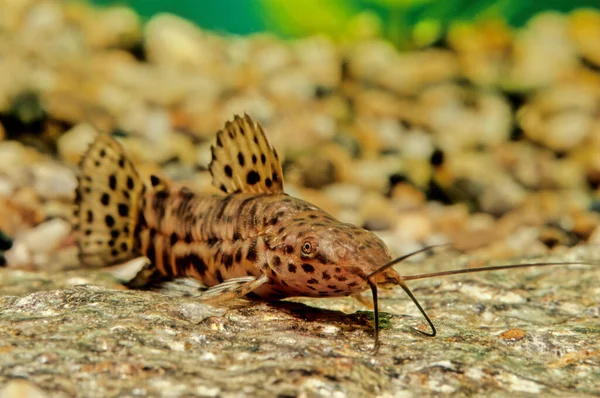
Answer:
[499, 328, 527, 341]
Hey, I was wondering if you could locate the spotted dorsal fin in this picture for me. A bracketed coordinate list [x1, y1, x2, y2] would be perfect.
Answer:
[209, 114, 284, 195]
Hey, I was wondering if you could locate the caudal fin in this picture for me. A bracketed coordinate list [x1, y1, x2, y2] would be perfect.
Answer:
[73, 134, 144, 267]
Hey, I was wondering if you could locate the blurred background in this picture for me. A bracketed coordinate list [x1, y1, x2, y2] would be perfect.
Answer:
[1, 0, 600, 268]
[89, 0, 599, 46]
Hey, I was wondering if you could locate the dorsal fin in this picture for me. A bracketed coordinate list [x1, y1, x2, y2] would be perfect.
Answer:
[209, 114, 284, 195]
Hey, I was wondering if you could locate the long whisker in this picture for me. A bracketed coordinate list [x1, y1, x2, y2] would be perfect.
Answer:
[366, 244, 447, 350]
[403, 261, 598, 281]
[366, 244, 451, 280]
[367, 279, 380, 353]
[366, 243, 597, 350]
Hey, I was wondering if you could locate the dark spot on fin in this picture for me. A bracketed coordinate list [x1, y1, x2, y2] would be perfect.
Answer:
[74, 134, 143, 268]
[208, 114, 285, 195]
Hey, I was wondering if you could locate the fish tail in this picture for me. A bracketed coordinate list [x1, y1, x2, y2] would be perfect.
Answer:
[73, 134, 144, 267]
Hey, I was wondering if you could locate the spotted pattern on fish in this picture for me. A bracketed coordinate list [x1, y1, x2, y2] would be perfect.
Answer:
[73, 114, 399, 303]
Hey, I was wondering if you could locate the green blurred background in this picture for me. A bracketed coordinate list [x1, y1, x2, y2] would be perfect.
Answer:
[90, 0, 600, 46]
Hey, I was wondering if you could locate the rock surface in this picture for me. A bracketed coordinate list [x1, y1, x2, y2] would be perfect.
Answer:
[1, 248, 599, 397]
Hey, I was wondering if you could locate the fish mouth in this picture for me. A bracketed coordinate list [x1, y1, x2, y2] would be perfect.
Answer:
[362, 244, 448, 350]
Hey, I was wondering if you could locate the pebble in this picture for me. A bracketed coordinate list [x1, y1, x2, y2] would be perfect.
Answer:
[264, 67, 316, 103]
[568, 9, 600, 67]
[294, 36, 340, 88]
[351, 157, 402, 193]
[384, 50, 460, 95]
[57, 123, 98, 165]
[478, 174, 527, 215]
[400, 129, 435, 161]
[394, 212, 433, 243]
[31, 162, 77, 200]
[499, 328, 527, 341]
[84, 6, 141, 48]
[519, 83, 595, 151]
[144, 13, 222, 72]
[323, 183, 362, 209]
[245, 35, 293, 76]
[390, 183, 426, 211]
[4, 241, 31, 268]
[178, 302, 226, 324]
[509, 12, 578, 88]
[0, 176, 14, 197]
[220, 92, 275, 126]
[18, 218, 71, 255]
[447, 19, 513, 86]
[0, 141, 28, 174]
[359, 192, 397, 230]
[0, 380, 48, 398]
[347, 39, 399, 82]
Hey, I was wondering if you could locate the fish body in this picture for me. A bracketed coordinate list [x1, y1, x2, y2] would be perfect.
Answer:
[138, 188, 392, 298]
[74, 115, 397, 302]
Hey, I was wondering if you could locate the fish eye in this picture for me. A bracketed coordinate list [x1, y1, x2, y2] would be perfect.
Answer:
[301, 238, 318, 257]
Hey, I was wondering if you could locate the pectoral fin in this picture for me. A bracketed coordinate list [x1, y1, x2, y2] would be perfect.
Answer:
[198, 275, 269, 303]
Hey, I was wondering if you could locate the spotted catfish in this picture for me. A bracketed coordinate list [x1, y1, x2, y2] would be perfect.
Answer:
[73, 114, 593, 349]
[74, 114, 399, 297]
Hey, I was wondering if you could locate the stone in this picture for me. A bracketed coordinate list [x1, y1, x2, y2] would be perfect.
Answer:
[294, 36, 340, 88]
[57, 123, 98, 165]
[18, 218, 71, 255]
[0, 380, 48, 398]
[85, 6, 141, 49]
[1, 246, 597, 396]
[31, 162, 76, 200]
[568, 9, 600, 67]
[0, 141, 28, 175]
[508, 12, 578, 89]
[0, 177, 14, 197]
[144, 13, 222, 72]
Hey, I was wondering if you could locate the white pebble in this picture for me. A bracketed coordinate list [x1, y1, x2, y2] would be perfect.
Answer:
[57, 123, 98, 164]
[0, 380, 48, 398]
[323, 183, 362, 208]
[0, 141, 27, 174]
[497, 372, 543, 394]
[24, 2, 64, 34]
[542, 111, 592, 151]
[31, 162, 76, 200]
[4, 242, 31, 268]
[19, 218, 71, 254]
[264, 68, 315, 102]
[394, 213, 433, 242]
[401, 129, 434, 160]
[144, 13, 218, 70]
[0, 176, 15, 197]
[221, 92, 274, 124]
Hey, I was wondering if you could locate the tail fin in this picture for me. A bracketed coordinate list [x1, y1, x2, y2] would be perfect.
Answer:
[73, 134, 144, 267]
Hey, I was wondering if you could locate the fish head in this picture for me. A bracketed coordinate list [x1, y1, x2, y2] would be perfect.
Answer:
[265, 207, 398, 296]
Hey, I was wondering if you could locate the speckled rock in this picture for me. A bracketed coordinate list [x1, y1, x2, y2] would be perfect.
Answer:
[0, 246, 599, 397]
